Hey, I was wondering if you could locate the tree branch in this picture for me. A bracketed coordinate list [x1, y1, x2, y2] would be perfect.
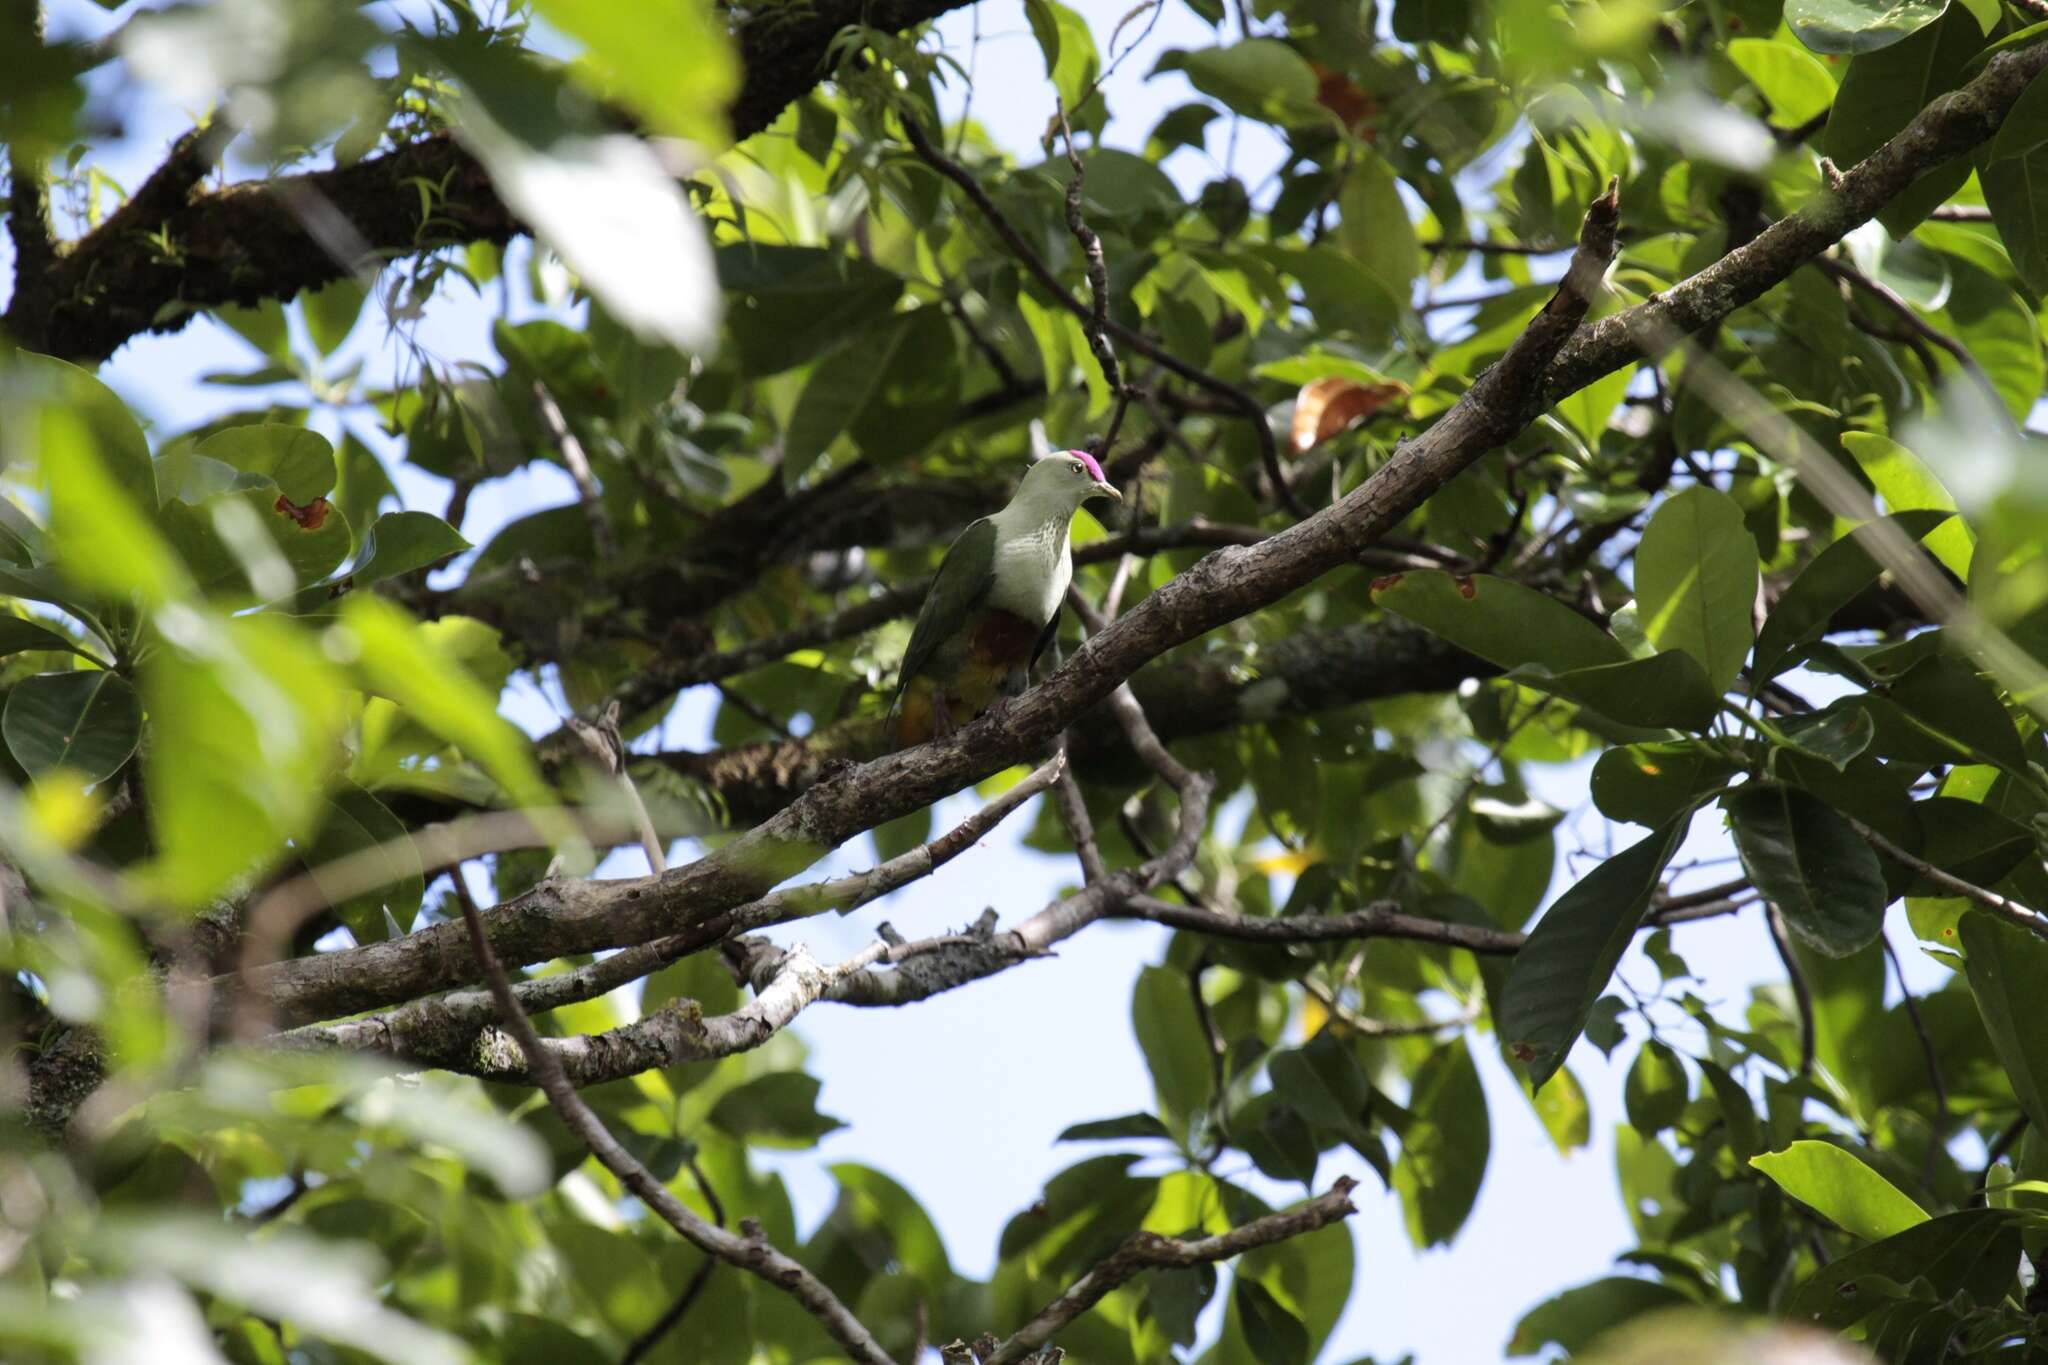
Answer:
[6, 0, 980, 363]
[1851, 816, 2048, 941]
[233, 55, 2038, 1033]
[980, 1179, 1359, 1365]
[451, 870, 897, 1365]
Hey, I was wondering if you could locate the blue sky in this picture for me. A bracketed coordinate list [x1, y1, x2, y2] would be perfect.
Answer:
[11, 2, 1960, 1360]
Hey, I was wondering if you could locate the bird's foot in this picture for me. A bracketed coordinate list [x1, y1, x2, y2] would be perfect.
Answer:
[932, 694, 958, 740]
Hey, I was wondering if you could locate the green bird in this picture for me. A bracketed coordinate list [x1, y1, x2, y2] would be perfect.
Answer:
[891, 451, 1121, 745]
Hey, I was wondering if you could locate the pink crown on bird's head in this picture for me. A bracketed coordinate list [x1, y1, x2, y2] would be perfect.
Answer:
[1061, 449, 1106, 483]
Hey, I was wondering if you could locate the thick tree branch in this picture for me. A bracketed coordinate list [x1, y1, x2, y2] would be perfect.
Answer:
[1540, 41, 2048, 401]
[233, 54, 2037, 1030]
[4, 0, 980, 363]
[980, 1179, 1359, 1365]
[270, 755, 1063, 1062]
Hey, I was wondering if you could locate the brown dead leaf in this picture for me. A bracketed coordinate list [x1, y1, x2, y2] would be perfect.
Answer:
[1311, 62, 1380, 137]
[1290, 377, 1408, 454]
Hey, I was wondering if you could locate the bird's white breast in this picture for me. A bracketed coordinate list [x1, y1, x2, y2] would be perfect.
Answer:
[985, 512, 1072, 625]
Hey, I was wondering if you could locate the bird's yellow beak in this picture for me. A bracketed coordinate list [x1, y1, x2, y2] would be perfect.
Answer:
[1090, 481, 1122, 502]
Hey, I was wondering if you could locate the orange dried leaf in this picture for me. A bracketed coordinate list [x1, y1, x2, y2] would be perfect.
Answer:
[1290, 377, 1408, 454]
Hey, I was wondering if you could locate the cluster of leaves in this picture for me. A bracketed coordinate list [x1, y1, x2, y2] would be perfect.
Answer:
[2, 0, 2048, 1358]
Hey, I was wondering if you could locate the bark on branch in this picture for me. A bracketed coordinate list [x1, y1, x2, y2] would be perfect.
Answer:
[4, 0, 980, 363]
[231, 45, 2038, 1032]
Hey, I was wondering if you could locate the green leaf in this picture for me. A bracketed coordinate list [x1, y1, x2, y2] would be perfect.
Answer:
[9, 352, 158, 510]
[1499, 817, 1690, 1087]
[1784, 1209, 2021, 1328]
[143, 616, 348, 905]
[707, 1072, 845, 1147]
[1774, 703, 1876, 770]
[1525, 1064, 1592, 1152]
[521, 0, 735, 147]
[1633, 487, 1758, 696]
[1754, 509, 1955, 678]
[1371, 570, 1628, 675]
[1822, 7, 1986, 234]
[1623, 1040, 1689, 1135]
[1159, 41, 1320, 124]
[1132, 964, 1214, 1128]
[1727, 37, 1838, 127]
[1840, 432, 1974, 578]
[1507, 1277, 1692, 1357]
[1787, 0, 1948, 53]
[301, 277, 367, 357]
[1336, 149, 1422, 305]
[1026, 0, 1098, 119]
[846, 309, 961, 464]
[217, 299, 290, 361]
[1981, 73, 2048, 291]
[0, 616, 94, 661]
[301, 785, 426, 943]
[1750, 1140, 1929, 1240]
[1510, 650, 1721, 732]
[1391, 1036, 1490, 1248]
[339, 597, 551, 812]
[1056, 1113, 1174, 1142]
[2, 670, 140, 784]
[1960, 912, 2048, 1134]
[346, 512, 470, 588]
[1886, 654, 2028, 773]
[716, 245, 904, 374]
[194, 424, 337, 505]
[1938, 258, 2045, 423]
[1725, 784, 1887, 956]
[1697, 1058, 1760, 1160]
[1270, 1030, 1377, 1156]
[1233, 1278, 1309, 1365]
[1591, 741, 1741, 827]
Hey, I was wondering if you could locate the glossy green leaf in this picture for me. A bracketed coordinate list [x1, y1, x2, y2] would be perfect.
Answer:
[5, 352, 157, 509]
[194, 424, 336, 504]
[1507, 1277, 1692, 1357]
[1056, 1113, 1174, 1142]
[523, 0, 735, 146]
[1784, 1209, 2021, 1328]
[1822, 7, 1986, 233]
[1750, 1140, 1929, 1240]
[1623, 1040, 1689, 1135]
[1591, 742, 1741, 827]
[715, 246, 903, 374]
[1371, 570, 1628, 675]
[143, 616, 348, 905]
[1753, 509, 1954, 679]
[1510, 650, 1720, 732]
[346, 512, 470, 587]
[1727, 37, 1838, 127]
[301, 785, 426, 943]
[1788, 0, 1948, 53]
[1725, 784, 1887, 956]
[1132, 965, 1215, 1129]
[708, 1073, 845, 1147]
[1525, 1064, 1591, 1152]
[0, 616, 94, 660]
[1633, 487, 1758, 696]
[1840, 432, 1974, 578]
[1961, 912, 2048, 1133]
[2, 670, 140, 784]
[1391, 1036, 1490, 1248]
[1233, 1278, 1310, 1365]
[1159, 40, 1319, 123]
[1336, 149, 1422, 305]
[1500, 817, 1690, 1087]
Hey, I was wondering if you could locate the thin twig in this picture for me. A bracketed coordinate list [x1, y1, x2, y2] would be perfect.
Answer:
[1053, 97, 1131, 458]
[1765, 906, 1815, 1080]
[1815, 257, 2004, 415]
[452, 876, 899, 1365]
[533, 380, 620, 560]
[1302, 976, 1481, 1038]
[980, 1180, 1358, 1364]
[900, 115, 1306, 518]
[1851, 817, 2048, 941]
[621, 1157, 727, 1365]
[1884, 935, 1949, 1126]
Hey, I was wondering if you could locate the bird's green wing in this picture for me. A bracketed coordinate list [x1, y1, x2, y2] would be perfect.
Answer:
[893, 518, 997, 708]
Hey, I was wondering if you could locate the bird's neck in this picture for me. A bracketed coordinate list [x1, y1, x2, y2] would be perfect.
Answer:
[992, 496, 1079, 555]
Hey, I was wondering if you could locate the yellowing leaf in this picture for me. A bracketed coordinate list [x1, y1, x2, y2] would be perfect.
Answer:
[1290, 377, 1409, 454]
